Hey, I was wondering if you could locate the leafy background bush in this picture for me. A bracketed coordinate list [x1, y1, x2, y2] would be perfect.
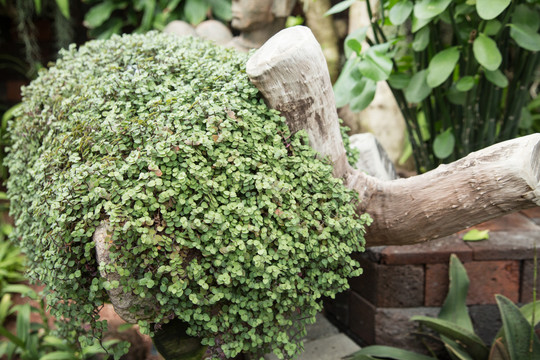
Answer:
[5, 32, 369, 359]
[331, 0, 540, 172]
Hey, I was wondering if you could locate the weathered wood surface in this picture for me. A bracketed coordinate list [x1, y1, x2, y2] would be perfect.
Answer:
[247, 26, 540, 246]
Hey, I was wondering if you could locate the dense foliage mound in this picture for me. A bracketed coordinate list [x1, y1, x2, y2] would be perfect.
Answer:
[6, 32, 369, 359]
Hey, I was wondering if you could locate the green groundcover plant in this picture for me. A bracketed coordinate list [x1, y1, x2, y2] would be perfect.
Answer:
[5, 32, 370, 359]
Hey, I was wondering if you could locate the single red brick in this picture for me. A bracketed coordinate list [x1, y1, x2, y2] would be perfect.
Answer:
[380, 234, 473, 265]
[425, 260, 519, 306]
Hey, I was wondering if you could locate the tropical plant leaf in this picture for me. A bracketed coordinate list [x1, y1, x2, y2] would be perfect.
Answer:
[344, 27, 368, 58]
[55, 0, 70, 19]
[84, 1, 125, 29]
[412, 26, 430, 51]
[484, 20, 502, 36]
[208, 0, 232, 21]
[411, 316, 489, 359]
[358, 49, 393, 82]
[411, 13, 432, 32]
[388, 73, 411, 90]
[485, 69, 508, 88]
[0, 324, 25, 348]
[404, 70, 431, 103]
[389, 1, 413, 25]
[495, 300, 540, 341]
[433, 129, 455, 159]
[427, 47, 460, 88]
[438, 254, 474, 330]
[333, 58, 359, 107]
[473, 33, 502, 71]
[509, 24, 540, 51]
[414, 0, 452, 19]
[443, 337, 475, 360]
[40, 351, 78, 360]
[350, 77, 377, 112]
[351, 345, 436, 359]
[476, 0, 510, 20]
[325, 0, 357, 16]
[456, 76, 475, 92]
[496, 294, 540, 360]
[185, 0, 209, 25]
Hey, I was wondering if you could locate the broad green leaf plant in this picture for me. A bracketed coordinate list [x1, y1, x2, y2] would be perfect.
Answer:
[83, 0, 232, 39]
[330, 0, 540, 172]
[350, 254, 540, 360]
[6, 32, 370, 359]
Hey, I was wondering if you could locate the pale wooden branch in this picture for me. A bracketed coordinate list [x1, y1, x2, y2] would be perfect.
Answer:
[246, 26, 540, 246]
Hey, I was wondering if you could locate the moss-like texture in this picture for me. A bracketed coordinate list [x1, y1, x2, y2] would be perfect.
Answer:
[6, 32, 369, 359]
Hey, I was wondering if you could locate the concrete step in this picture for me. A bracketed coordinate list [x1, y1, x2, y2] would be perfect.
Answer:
[264, 333, 360, 360]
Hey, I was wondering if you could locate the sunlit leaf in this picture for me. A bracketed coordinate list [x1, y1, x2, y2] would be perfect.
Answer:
[473, 33, 502, 71]
[427, 47, 460, 88]
[462, 229, 490, 241]
[414, 0, 452, 19]
[476, 0, 510, 20]
[390, 0, 413, 25]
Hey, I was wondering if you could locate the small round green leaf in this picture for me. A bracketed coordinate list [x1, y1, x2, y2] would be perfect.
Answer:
[476, 0, 510, 20]
[412, 26, 430, 51]
[414, 0, 452, 19]
[346, 38, 362, 55]
[404, 70, 431, 103]
[473, 33, 502, 71]
[484, 69, 508, 88]
[433, 129, 455, 159]
[389, 0, 413, 25]
[427, 47, 460, 88]
[456, 76, 475, 92]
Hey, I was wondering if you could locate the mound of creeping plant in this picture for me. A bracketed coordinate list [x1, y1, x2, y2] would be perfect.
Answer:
[6, 32, 369, 359]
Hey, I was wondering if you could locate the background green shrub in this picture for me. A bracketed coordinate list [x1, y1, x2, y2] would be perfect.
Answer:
[6, 32, 369, 359]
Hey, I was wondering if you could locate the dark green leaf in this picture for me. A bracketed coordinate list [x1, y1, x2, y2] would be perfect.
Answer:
[389, 1, 413, 25]
[496, 295, 540, 360]
[185, 0, 209, 25]
[358, 50, 393, 82]
[456, 76, 475, 92]
[414, 0, 452, 19]
[519, 107, 533, 130]
[90, 17, 124, 39]
[473, 33, 502, 71]
[388, 73, 411, 89]
[352, 345, 436, 360]
[438, 255, 473, 330]
[485, 69, 508, 88]
[208, 0, 232, 21]
[484, 20, 502, 36]
[84, 2, 124, 28]
[427, 47, 460, 88]
[433, 128, 455, 159]
[404, 70, 431, 103]
[55, 0, 70, 19]
[476, 0, 510, 20]
[443, 337, 475, 360]
[325, 0, 356, 16]
[411, 316, 489, 359]
[350, 77, 377, 111]
[139, 0, 156, 31]
[0, 324, 25, 348]
[412, 26, 430, 51]
[462, 229, 490, 241]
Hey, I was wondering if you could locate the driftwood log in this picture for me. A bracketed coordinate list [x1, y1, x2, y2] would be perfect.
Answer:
[94, 25, 540, 358]
[246, 26, 540, 247]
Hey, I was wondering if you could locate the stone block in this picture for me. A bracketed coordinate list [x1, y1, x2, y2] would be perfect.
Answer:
[349, 292, 376, 344]
[380, 234, 473, 265]
[264, 334, 360, 360]
[425, 260, 520, 306]
[469, 304, 502, 345]
[350, 258, 424, 307]
[521, 259, 540, 303]
[323, 290, 349, 326]
[375, 306, 440, 354]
